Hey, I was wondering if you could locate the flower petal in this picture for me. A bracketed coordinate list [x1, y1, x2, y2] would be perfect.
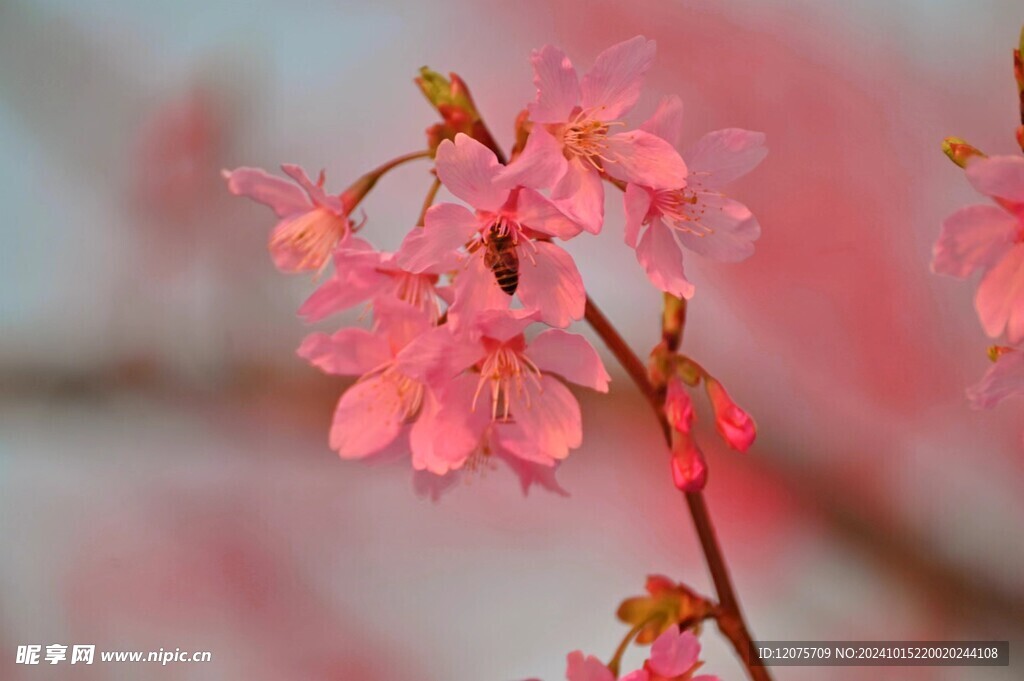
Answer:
[430, 374, 493, 472]
[605, 130, 688, 189]
[684, 128, 768, 188]
[500, 374, 582, 464]
[967, 155, 1024, 203]
[398, 203, 479, 273]
[527, 44, 581, 124]
[624, 182, 653, 248]
[516, 241, 586, 328]
[329, 377, 405, 458]
[447, 252, 513, 330]
[639, 95, 684, 148]
[497, 124, 568, 190]
[525, 329, 610, 392]
[580, 35, 656, 120]
[552, 158, 605, 234]
[565, 651, 615, 681]
[649, 628, 701, 678]
[675, 194, 760, 262]
[222, 167, 308, 217]
[298, 248, 390, 322]
[932, 205, 1017, 279]
[636, 218, 695, 298]
[967, 350, 1024, 409]
[296, 329, 391, 376]
[975, 244, 1024, 342]
[435, 134, 508, 211]
[280, 164, 344, 214]
[516, 188, 584, 240]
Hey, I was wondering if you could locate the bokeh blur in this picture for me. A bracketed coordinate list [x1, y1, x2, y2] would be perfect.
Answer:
[2, 0, 1023, 679]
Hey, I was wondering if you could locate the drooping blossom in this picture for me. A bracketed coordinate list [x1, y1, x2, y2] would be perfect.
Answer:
[932, 155, 1024, 341]
[223, 164, 351, 273]
[966, 346, 1024, 409]
[563, 629, 718, 681]
[624, 95, 766, 298]
[298, 240, 447, 323]
[665, 377, 707, 491]
[498, 36, 688, 234]
[398, 133, 586, 328]
[296, 299, 443, 461]
[410, 310, 610, 474]
[705, 377, 756, 452]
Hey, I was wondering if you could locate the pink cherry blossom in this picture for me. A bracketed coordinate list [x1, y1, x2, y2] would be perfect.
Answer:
[412, 310, 610, 474]
[499, 36, 689, 234]
[933, 155, 1024, 342]
[298, 240, 445, 323]
[648, 628, 702, 678]
[501, 36, 688, 233]
[966, 347, 1024, 409]
[398, 133, 586, 328]
[223, 164, 351, 273]
[624, 95, 767, 298]
[296, 300, 444, 461]
[565, 652, 615, 681]
[705, 377, 756, 452]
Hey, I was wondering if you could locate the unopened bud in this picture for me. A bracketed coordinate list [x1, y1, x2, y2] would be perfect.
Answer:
[942, 137, 986, 169]
[705, 378, 756, 452]
[671, 434, 707, 492]
[664, 377, 694, 434]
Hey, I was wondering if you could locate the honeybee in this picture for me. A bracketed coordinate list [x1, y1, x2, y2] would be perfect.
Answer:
[484, 231, 520, 295]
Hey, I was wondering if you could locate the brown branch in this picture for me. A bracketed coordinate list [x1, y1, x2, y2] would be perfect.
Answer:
[584, 295, 771, 681]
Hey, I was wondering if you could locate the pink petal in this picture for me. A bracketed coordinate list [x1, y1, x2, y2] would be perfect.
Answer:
[636, 218, 695, 298]
[639, 95, 684, 148]
[280, 163, 344, 214]
[649, 628, 701, 678]
[435, 134, 508, 211]
[394, 326, 482, 387]
[966, 350, 1024, 409]
[516, 241, 586, 328]
[493, 448, 569, 497]
[527, 45, 581, 124]
[525, 329, 610, 392]
[447, 253, 512, 330]
[296, 329, 391, 376]
[932, 205, 1018, 278]
[470, 308, 539, 342]
[329, 377, 405, 458]
[430, 374, 493, 472]
[500, 374, 582, 464]
[565, 651, 615, 681]
[675, 195, 761, 262]
[580, 35, 656, 120]
[975, 244, 1024, 342]
[298, 249, 390, 322]
[684, 129, 768, 188]
[967, 155, 1024, 203]
[497, 124, 568, 190]
[516, 188, 585, 240]
[624, 182, 653, 248]
[409, 391, 446, 473]
[222, 167, 308, 217]
[604, 130, 688, 189]
[618, 671, 650, 681]
[552, 158, 605, 234]
[398, 203, 479, 273]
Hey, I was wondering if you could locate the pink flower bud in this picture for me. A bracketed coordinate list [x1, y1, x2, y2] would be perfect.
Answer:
[670, 435, 707, 492]
[664, 377, 694, 434]
[705, 378, 756, 452]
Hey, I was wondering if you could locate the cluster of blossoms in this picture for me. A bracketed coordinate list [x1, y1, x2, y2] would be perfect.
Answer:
[224, 36, 764, 492]
[933, 31, 1024, 441]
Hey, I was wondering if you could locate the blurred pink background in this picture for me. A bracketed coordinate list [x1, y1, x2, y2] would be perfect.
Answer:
[1, 0, 1022, 679]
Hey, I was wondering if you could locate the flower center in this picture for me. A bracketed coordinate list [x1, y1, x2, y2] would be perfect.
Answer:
[393, 272, 439, 320]
[269, 207, 348, 272]
[652, 188, 714, 237]
[472, 345, 543, 421]
[560, 108, 623, 170]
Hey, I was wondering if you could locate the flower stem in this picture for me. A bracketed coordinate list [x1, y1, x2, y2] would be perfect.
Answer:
[342, 149, 432, 212]
[607, 619, 648, 677]
[417, 176, 442, 226]
[583, 295, 771, 681]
